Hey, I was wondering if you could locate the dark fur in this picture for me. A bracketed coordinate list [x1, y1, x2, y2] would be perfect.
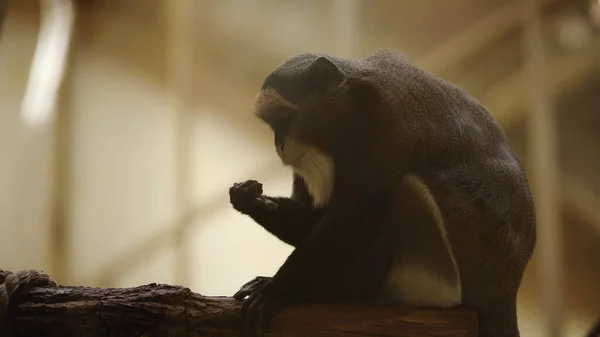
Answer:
[230, 49, 537, 337]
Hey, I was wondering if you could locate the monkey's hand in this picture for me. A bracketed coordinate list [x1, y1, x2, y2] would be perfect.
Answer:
[230, 180, 279, 214]
[239, 279, 283, 337]
[233, 276, 271, 300]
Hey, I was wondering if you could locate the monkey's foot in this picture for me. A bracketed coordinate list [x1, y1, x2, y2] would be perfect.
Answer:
[239, 281, 282, 337]
[233, 276, 271, 300]
[230, 180, 278, 213]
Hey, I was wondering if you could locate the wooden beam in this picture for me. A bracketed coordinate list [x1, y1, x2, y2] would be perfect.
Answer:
[1, 283, 478, 337]
[416, 0, 523, 76]
[524, 0, 564, 336]
[331, 0, 361, 58]
[164, 0, 196, 288]
[481, 38, 600, 130]
[42, 0, 75, 285]
[562, 177, 600, 236]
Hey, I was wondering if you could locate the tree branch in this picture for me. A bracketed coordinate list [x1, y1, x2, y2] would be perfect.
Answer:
[1, 283, 478, 337]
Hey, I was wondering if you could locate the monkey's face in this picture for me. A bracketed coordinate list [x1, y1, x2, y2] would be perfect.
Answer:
[253, 86, 338, 207]
[252, 54, 350, 163]
[253, 87, 333, 169]
[251, 54, 373, 205]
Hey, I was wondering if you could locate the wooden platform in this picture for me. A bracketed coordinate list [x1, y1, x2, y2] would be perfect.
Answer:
[0, 283, 477, 337]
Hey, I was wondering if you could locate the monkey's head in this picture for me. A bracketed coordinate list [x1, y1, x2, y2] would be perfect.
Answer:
[255, 54, 378, 161]
[252, 53, 383, 205]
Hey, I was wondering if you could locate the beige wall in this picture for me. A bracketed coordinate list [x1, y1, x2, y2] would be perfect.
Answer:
[67, 50, 178, 285]
[0, 6, 52, 272]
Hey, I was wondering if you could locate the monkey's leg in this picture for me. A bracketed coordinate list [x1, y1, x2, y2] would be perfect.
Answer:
[475, 303, 520, 337]
[383, 174, 520, 337]
[230, 180, 326, 247]
[376, 174, 462, 308]
[233, 276, 271, 300]
[240, 201, 392, 337]
[459, 256, 521, 337]
[232, 196, 327, 300]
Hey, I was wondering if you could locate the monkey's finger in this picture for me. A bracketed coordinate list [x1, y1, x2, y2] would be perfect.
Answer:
[233, 289, 249, 300]
[262, 198, 278, 210]
[236, 276, 270, 299]
[242, 276, 267, 289]
[244, 182, 263, 195]
[253, 196, 279, 210]
[238, 180, 260, 189]
[234, 285, 256, 300]
[235, 180, 256, 185]
[232, 181, 259, 195]
[232, 181, 248, 188]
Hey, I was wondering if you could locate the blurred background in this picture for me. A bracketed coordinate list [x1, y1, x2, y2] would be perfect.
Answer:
[0, 0, 599, 336]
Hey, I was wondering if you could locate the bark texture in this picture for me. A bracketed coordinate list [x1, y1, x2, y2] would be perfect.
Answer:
[0, 283, 478, 337]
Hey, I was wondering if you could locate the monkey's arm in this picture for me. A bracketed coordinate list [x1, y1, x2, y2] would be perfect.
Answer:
[239, 199, 391, 336]
[230, 175, 327, 247]
[273, 201, 391, 302]
[264, 196, 390, 300]
[241, 195, 327, 247]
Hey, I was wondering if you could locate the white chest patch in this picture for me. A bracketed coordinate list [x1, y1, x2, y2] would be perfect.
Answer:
[278, 137, 335, 207]
[295, 150, 335, 207]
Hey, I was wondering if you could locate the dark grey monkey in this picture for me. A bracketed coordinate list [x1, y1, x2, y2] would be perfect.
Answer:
[230, 49, 536, 337]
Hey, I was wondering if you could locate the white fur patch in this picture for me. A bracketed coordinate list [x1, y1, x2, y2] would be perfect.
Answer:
[382, 174, 462, 308]
[277, 136, 334, 207]
[384, 264, 461, 308]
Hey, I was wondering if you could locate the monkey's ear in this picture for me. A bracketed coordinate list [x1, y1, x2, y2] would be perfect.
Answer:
[307, 56, 344, 85]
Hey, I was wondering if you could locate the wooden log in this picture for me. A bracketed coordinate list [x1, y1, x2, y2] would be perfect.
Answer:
[0, 283, 478, 337]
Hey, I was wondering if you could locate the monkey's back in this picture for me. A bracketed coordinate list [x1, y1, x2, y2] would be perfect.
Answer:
[360, 50, 537, 307]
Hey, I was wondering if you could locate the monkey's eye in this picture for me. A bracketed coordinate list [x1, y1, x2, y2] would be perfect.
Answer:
[263, 106, 294, 135]
[274, 133, 285, 152]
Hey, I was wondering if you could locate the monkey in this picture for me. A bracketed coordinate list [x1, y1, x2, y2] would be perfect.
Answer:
[229, 49, 537, 337]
